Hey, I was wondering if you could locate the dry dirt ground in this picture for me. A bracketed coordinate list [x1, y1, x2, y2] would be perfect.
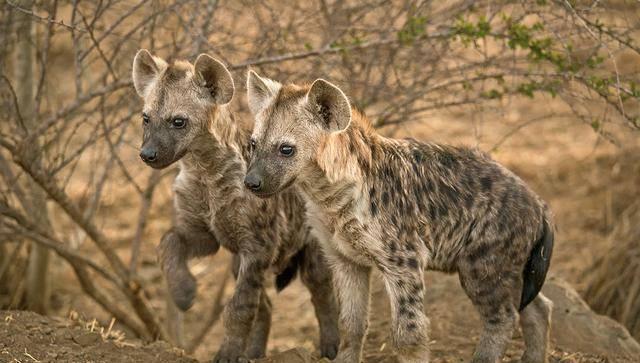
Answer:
[0, 310, 197, 363]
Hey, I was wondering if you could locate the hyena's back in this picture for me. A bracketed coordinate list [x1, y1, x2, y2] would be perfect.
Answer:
[368, 138, 553, 309]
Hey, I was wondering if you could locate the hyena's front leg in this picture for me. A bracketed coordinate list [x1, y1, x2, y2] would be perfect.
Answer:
[381, 260, 430, 363]
[230, 255, 272, 360]
[213, 254, 267, 363]
[300, 243, 340, 359]
[157, 225, 219, 311]
[329, 253, 371, 363]
[244, 290, 272, 359]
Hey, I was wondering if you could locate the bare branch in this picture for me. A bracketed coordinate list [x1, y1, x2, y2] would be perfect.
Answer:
[6, 0, 82, 32]
[129, 170, 161, 274]
[186, 264, 231, 353]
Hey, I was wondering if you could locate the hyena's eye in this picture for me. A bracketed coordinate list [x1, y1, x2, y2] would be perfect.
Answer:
[249, 139, 256, 152]
[171, 117, 187, 129]
[279, 144, 295, 157]
[142, 113, 150, 126]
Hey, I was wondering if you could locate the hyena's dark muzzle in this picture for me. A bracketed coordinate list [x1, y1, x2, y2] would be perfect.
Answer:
[244, 169, 263, 192]
[139, 145, 157, 163]
[244, 161, 272, 197]
[244, 160, 284, 197]
[140, 129, 184, 169]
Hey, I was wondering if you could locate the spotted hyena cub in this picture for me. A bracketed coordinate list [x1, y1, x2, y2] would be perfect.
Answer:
[244, 71, 554, 363]
[131, 50, 339, 362]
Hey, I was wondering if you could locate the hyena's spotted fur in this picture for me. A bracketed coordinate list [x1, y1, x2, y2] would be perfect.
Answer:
[244, 72, 554, 363]
[132, 51, 339, 362]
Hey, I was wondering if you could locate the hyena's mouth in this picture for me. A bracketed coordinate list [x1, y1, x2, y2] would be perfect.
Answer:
[143, 158, 168, 169]
[250, 176, 296, 199]
[251, 190, 278, 198]
[143, 148, 188, 169]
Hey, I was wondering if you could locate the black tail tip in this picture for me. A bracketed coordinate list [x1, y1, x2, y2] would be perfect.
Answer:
[275, 266, 298, 292]
[274, 248, 304, 292]
[519, 218, 554, 311]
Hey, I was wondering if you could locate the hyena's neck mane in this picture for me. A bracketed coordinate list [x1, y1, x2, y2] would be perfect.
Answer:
[297, 109, 381, 217]
[207, 105, 248, 150]
[185, 105, 249, 171]
[314, 108, 377, 184]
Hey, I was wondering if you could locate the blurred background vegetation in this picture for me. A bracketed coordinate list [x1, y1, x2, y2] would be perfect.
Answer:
[0, 0, 638, 359]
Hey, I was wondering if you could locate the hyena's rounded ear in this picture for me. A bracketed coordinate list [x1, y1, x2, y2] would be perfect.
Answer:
[132, 49, 166, 97]
[194, 54, 234, 105]
[306, 79, 351, 133]
[246, 70, 281, 115]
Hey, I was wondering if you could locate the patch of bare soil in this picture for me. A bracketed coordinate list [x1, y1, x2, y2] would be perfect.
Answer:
[0, 310, 196, 363]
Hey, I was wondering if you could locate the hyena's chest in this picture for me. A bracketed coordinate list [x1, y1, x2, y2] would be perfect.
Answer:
[305, 195, 383, 267]
[177, 171, 243, 242]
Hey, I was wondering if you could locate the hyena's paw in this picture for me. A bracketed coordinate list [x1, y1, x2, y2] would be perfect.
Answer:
[319, 332, 339, 359]
[244, 345, 266, 360]
[166, 268, 197, 311]
[395, 341, 430, 363]
[211, 345, 249, 363]
[394, 330, 430, 363]
[331, 349, 362, 363]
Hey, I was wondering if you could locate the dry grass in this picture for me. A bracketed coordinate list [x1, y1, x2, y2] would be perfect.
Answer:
[583, 199, 640, 341]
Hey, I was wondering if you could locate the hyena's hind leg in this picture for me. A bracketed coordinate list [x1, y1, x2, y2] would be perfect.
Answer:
[519, 293, 552, 363]
[458, 262, 520, 363]
[230, 254, 272, 360]
[299, 243, 340, 360]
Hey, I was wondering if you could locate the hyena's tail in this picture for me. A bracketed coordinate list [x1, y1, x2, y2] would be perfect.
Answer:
[519, 217, 554, 311]
[275, 248, 304, 292]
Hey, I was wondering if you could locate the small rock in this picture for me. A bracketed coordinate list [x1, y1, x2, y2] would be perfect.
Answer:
[72, 331, 100, 347]
[543, 277, 640, 360]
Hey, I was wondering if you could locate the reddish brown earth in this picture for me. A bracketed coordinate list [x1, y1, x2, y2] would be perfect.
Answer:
[0, 310, 197, 363]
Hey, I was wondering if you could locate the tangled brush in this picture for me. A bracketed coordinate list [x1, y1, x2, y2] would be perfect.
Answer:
[583, 201, 640, 340]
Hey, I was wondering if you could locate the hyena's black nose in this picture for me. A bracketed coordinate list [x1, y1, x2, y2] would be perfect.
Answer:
[244, 173, 262, 191]
[139, 148, 157, 163]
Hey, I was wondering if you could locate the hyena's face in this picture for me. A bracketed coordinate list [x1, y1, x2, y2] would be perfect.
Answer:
[244, 71, 351, 196]
[132, 50, 234, 169]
